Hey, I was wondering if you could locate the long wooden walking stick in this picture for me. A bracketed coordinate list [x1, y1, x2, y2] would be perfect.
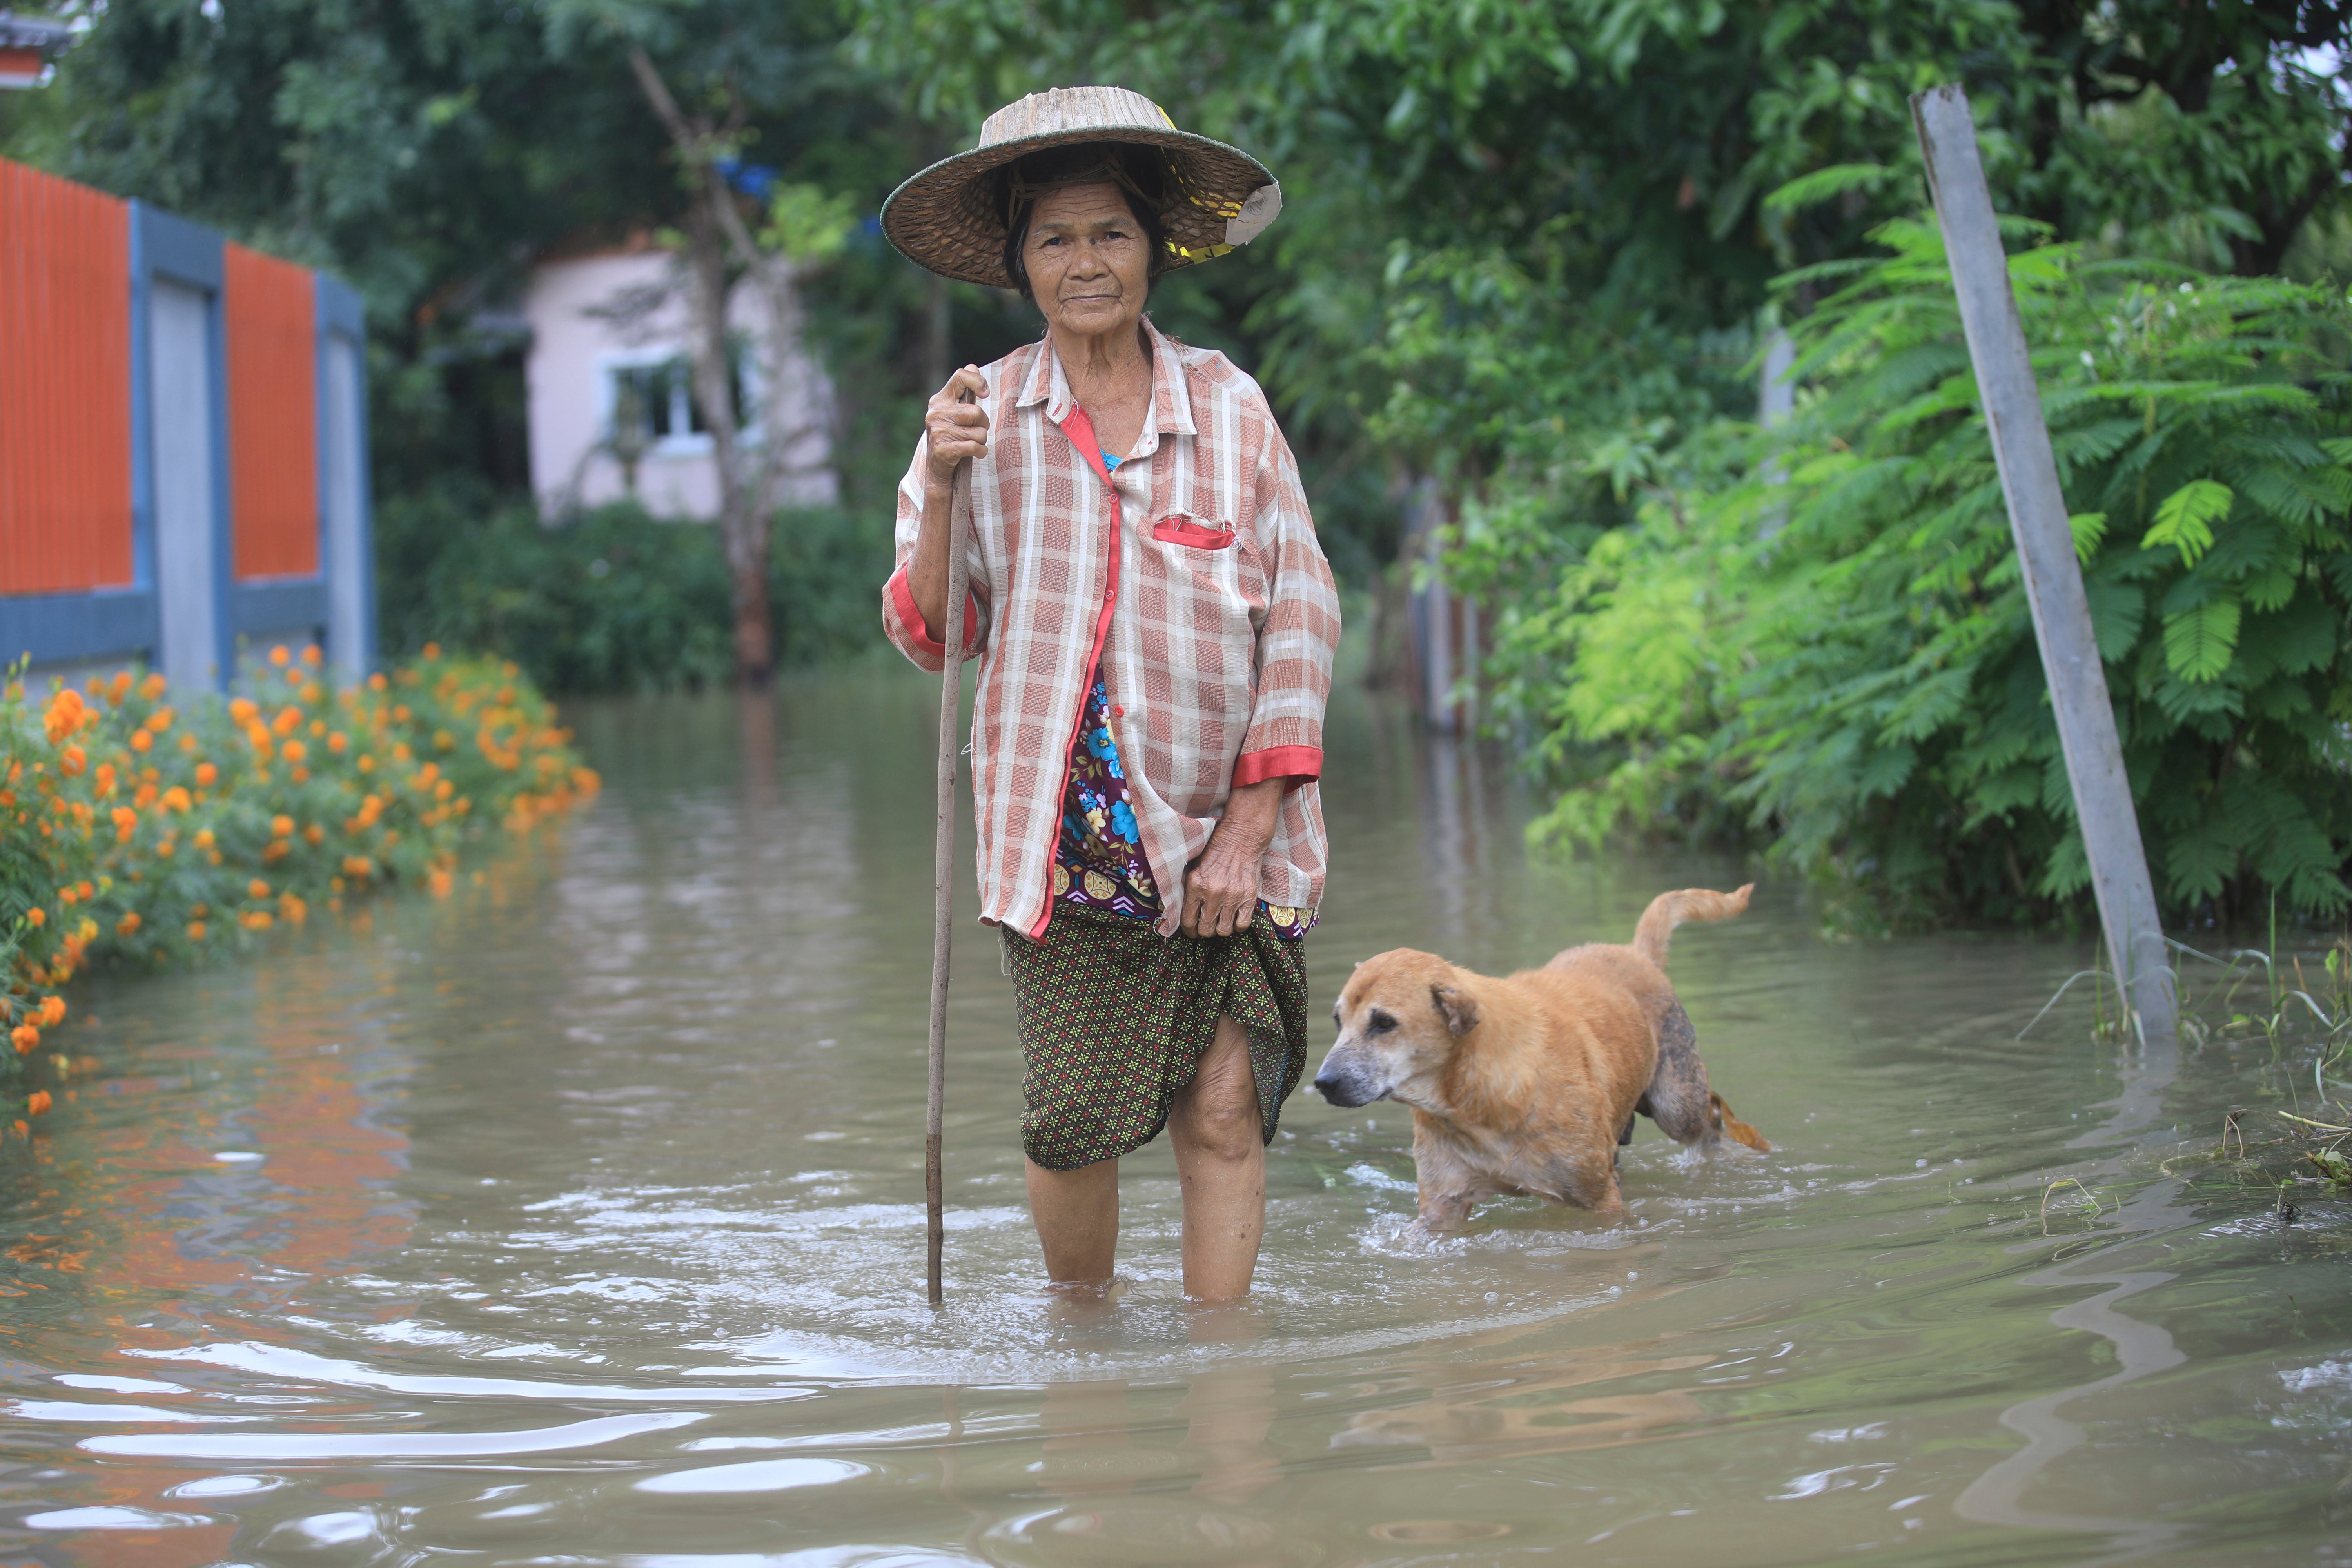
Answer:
[926, 429, 975, 1307]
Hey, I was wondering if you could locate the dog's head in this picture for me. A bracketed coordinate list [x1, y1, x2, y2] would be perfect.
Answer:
[1312, 949, 1480, 1110]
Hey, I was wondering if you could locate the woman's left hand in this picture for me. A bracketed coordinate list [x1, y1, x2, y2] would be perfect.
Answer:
[1183, 779, 1285, 937]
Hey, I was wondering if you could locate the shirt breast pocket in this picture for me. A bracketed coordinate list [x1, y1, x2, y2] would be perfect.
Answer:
[1152, 514, 1237, 550]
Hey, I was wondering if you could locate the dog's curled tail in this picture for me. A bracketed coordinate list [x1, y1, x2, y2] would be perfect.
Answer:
[1631, 884, 1752, 970]
[1710, 1091, 1772, 1152]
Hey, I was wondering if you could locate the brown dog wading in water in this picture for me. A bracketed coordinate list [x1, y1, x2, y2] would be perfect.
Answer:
[1312, 886, 1771, 1230]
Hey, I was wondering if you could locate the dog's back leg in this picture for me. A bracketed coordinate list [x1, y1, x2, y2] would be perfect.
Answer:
[1645, 1002, 1771, 1152]
[1645, 1002, 1723, 1149]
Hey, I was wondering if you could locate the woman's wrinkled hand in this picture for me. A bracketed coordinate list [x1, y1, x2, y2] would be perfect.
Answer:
[924, 366, 991, 490]
[1182, 778, 1285, 938]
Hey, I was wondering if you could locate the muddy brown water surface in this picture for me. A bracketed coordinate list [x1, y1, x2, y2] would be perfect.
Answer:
[1, 668, 2348, 1567]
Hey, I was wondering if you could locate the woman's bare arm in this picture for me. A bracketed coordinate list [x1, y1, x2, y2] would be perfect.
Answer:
[908, 365, 991, 635]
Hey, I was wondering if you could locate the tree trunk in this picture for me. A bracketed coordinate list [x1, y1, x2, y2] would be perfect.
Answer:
[628, 45, 775, 688]
[680, 200, 773, 687]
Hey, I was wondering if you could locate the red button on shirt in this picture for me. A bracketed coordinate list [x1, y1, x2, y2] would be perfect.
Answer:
[1113, 705, 1125, 718]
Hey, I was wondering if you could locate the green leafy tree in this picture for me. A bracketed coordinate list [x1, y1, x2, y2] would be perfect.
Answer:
[1492, 220, 2352, 928]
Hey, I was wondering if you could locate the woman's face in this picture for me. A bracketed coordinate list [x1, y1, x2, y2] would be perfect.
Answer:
[1022, 183, 1150, 341]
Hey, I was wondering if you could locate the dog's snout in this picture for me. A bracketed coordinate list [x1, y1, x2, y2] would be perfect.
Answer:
[1312, 1051, 1380, 1108]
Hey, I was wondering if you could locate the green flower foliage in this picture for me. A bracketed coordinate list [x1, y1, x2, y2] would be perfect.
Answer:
[1486, 221, 2352, 929]
[0, 652, 598, 1127]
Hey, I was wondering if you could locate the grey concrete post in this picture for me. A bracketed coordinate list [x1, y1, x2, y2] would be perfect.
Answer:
[1911, 84, 2176, 1043]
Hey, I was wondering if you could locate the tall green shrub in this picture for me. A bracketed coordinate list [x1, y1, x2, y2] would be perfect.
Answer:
[1487, 221, 2352, 929]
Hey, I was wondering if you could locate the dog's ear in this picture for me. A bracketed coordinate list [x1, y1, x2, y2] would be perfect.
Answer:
[1430, 982, 1479, 1036]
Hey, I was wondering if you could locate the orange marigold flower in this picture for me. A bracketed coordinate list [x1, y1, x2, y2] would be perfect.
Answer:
[193, 828, 215, 850]
[178, 732, 198, 753]
[140, 671, 167, 700]
[301, 644, 323, 667]
[272, 706, 301, 737]
[303, 823, 324, 846]
[357, 755, 375, 773]
[301, 682, 322, 704]
[281, 740, 307, 764]
[228, 697, 258, 724]
[146, 707, 173, 732]
[116, 913, 140, 936]
[42, 688, 86, 742]
[132, 783, 157, 809]
[195, 762, 218, 788]
[270, 814, 294, 838]
[26, 1090, 50, 1116]
[327, 731, 348, 754]
[368, 673, 387, 691]
[269, 644, 291, 666]
[24, 907, 43, 928]
[247, 878, 270, 900]
[241, 910, 273, 931]
[423, 641, 441, 659]
[37, 996, 63, 1027]
[187, 920, 207, 940]
[429, 868, 454, 898]
[58, 744, 85, 777]
[11, 1024, 36, 1054]
[342, 855, 375, 878]
[130, 730, 153, 753]
[161, 786, 190, 813]
[261, 842, 289, 863]
[108, 670, 132, 701]
[279, 893, 307, 925]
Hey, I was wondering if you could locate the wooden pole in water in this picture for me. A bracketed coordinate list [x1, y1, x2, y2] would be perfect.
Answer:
[926, 445, 974, 1306]
[1910, 84, 2177, 1044]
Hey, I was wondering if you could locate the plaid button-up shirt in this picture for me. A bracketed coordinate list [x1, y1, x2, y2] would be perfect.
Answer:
[883, 317, 1341, 941]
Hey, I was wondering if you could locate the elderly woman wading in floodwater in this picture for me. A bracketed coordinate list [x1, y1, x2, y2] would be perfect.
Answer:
[879, 88, 1339, 1302]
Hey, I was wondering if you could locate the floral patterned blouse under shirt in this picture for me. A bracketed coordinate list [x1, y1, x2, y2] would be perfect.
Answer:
[1051, 452, 1315, 941]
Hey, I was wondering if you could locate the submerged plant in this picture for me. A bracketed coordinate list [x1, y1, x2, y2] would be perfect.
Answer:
[0, 647, 600, 1132]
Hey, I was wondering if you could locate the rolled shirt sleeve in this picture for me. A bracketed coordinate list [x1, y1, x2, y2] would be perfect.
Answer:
[1232, 425, 1339, 790]
[881, 433, 989, 672]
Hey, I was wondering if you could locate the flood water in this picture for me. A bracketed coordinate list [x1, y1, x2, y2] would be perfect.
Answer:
[2, 665, 2348, 1567]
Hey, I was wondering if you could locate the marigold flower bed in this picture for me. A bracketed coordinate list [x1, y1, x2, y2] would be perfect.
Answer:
[0, 644, 598, 1133]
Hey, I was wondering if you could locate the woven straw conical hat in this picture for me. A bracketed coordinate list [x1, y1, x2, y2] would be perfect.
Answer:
[882, 86, 1281, 289]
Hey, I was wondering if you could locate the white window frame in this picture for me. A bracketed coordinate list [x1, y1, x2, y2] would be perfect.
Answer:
[594, 342, 767, 460]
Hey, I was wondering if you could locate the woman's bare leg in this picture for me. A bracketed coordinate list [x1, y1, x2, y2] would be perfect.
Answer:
[1025, 1156, 1119, 1289]
[1168, 1016, 1265, 1301]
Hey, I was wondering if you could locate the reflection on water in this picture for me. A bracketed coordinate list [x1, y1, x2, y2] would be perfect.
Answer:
[0, 667, 2347, 1566]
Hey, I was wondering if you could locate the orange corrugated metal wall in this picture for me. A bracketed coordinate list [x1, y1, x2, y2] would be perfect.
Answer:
[0, 158, 134, 595]
[224, 243, 318, 580]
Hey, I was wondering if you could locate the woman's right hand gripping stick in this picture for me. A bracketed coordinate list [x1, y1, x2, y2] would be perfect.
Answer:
[913, 365, 990, 636]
